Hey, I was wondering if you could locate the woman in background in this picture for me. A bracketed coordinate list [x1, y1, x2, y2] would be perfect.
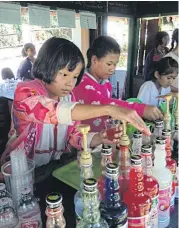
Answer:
[17, 43, 36, 81]
[144, 31, 169, 81]
[165, 28, 178, 92]
[73, 36, 163, 132]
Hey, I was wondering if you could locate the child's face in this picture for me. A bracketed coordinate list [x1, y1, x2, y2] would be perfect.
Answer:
[26, 47, 36, 58]
[45, 63, 83, 98]
[91, 53, 119, 80]
[161, 35, 169, 47]
[156, 71, 177, 88]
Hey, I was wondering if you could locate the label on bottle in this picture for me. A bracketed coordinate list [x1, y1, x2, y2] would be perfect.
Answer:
[150, 195, 159, 228]
[128, 215, 149, 228]
[158, 187, 170, 224]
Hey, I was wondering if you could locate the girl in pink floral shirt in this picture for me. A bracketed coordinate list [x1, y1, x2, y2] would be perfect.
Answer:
[73, 36, 163, 132]
[1, 37, 150, 168]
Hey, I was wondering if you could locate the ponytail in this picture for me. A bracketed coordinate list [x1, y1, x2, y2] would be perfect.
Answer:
[86, 48, 93, 68]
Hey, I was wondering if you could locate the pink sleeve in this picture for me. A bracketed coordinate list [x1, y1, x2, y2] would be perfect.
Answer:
[74, 82, 146, 117]
[106, 97, 146, 117]
[14, 86, 77, 125]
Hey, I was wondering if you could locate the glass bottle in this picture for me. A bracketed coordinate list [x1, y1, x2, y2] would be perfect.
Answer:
[0, 196, 19, 228]
[74, 163, 93, 222]
[74, 124, 94, 222]
[172, 124, 179, 202]
[141, 145, 159, 228]
[100, 163, 128, 228]
[152, 137, 172, 228]
[98, 145, 113, 201]
[118, 120, 130, 199]
[162, 129, 177, 214]
[76, 178, 109, 228]
[131, 130, 142, 156]
[0, 183, 13, 207]
[46, 192, 66, 228]
[151, 120, 164, 153]
[142, 125, 151, 146]
[123, 155, 152, 228]
[152, 120, 164, 142]
[18, 187, 42, 228]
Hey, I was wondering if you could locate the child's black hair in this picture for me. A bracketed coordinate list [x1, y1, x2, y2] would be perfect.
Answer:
[33, 37, 85, 86]
[169, 28, 178, 52]
[87, 36, 121, 68]
[152, 57, 178, 80]
[1, 68, 15, 80]
[155, 31, 169, 47]
[22, 43, 35, 57]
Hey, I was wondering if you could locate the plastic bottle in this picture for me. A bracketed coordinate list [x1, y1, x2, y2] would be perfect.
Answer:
[152, 137, 172, 228]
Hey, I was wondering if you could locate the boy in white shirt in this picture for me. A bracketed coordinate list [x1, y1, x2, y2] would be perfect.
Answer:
[138, 57, 178, 106]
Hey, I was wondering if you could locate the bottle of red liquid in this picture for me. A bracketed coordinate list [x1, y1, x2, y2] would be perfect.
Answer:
[123, 155, 152, 228]
[98, 145, 113, 201]
[118, 120, 131, 199]
[141, 145, 159, 228]
[162, 129, 177, 214]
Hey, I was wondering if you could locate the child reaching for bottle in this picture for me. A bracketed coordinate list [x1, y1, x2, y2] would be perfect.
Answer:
[137, 57, 178, 107]
[73, 36, 163, 132]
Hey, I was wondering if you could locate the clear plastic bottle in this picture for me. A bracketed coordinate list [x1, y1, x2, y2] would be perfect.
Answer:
[131, 130, 142, 156]
[0, 196, 19, 228]
[17, 187, 42, 227]
[46, 192, 66, 228]
[76, 178, 109, 228]
[152, 137, 172, 228]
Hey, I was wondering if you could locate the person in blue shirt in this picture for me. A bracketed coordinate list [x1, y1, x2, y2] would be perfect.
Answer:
[17, 43, 36, 81]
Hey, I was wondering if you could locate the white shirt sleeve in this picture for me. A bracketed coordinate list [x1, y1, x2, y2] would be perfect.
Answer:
[137, 81, 153, 105]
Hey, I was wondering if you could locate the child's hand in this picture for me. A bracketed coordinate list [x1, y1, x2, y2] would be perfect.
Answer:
[90, 126, 123, 148]
[143, 105, 163, 121]
[99, 125, 123, 145]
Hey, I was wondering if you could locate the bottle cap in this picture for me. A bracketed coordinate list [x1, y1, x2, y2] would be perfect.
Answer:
[106, 163, 119, 175]
[162, 129, 171, 137]
[141, 145, 152, 155]
[0, 183, 6, 191]
[154, 119, 164, 128]
[133, 130, 142, 138]
[83, 178, 97, 193]
[46, 192, 62, 208]
[101, 145, 112, 156]
[156, 137, 166, 145]
[131, 155, 142, 166]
